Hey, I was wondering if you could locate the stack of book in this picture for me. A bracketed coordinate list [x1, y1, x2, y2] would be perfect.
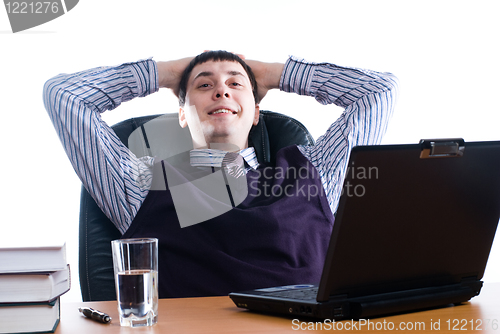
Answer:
[0, 243, 70, 334]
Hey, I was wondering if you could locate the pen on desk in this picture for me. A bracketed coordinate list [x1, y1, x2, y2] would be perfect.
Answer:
[78, 307, 112, 324]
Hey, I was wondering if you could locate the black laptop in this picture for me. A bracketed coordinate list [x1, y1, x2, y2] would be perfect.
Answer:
[229, 139, 500, 320]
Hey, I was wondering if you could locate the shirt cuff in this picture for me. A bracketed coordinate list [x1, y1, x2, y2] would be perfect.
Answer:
[279, 56, 316, 97]
[124, 58, 159, 98]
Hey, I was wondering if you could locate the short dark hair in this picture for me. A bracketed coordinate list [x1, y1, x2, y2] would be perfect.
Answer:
[178, 50, 259, 107]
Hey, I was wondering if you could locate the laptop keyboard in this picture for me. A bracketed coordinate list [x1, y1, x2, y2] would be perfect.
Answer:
[262, 287, 318, 300]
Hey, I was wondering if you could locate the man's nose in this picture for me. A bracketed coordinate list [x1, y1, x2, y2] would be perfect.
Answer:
[214, 85, 230, 99]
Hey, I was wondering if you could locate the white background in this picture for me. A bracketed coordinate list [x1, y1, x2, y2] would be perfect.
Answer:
[1, 0, 499, 303]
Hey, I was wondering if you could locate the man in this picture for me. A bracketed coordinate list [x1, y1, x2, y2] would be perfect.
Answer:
[43, 51, 398, 297]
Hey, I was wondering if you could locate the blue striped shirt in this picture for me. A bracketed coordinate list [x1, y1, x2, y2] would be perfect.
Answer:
[43, 57, 398, 234]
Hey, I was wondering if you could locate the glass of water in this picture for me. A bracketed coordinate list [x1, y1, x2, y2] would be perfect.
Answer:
[111, 238, 158, 327]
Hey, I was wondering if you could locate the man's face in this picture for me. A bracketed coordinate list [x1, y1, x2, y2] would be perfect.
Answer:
[179, 60, 259, 150]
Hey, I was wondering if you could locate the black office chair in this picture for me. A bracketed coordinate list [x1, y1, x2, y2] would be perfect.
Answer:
[78, 110, 315, 301]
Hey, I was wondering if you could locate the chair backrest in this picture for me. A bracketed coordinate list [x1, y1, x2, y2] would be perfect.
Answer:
[78, 110, 315, 301]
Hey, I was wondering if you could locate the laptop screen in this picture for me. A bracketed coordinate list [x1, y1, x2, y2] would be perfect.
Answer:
[317, 140, 500, 302]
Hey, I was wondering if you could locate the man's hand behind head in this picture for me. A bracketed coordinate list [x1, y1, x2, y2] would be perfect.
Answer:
[243, 59, 284, 103]
[157, 57, 194, 96]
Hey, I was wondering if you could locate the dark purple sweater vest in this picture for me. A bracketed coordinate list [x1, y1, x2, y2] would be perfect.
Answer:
[122, 145, 335, 298]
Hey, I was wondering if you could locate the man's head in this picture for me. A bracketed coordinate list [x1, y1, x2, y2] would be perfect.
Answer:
[178, 51, 259, 107]
[178, 51, 260, 151]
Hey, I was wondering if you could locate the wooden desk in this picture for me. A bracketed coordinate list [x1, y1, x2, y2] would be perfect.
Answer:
[56, 283, 500, 333]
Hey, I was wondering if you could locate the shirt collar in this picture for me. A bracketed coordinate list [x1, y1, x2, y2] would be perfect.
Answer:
[190, 147, 259, 171]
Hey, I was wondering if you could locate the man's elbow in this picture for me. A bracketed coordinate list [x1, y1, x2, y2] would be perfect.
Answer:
[42, 74, 66, 112]
[381, 72, 400, 96]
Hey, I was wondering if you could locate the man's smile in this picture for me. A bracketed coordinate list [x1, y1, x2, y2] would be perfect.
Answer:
[208, 108, 238, 115]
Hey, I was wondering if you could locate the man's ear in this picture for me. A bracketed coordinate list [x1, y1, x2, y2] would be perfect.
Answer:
[179, 107, 188, 128]
[253, 104, 260, 125]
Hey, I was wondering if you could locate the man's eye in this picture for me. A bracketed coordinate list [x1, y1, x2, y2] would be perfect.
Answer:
[198, 83, 210, 88]
[230, 82, 241, 87]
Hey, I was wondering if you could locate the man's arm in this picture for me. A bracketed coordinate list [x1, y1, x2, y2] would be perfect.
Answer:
[43, 59, 160, 234]
[278, 57, 399, 215]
